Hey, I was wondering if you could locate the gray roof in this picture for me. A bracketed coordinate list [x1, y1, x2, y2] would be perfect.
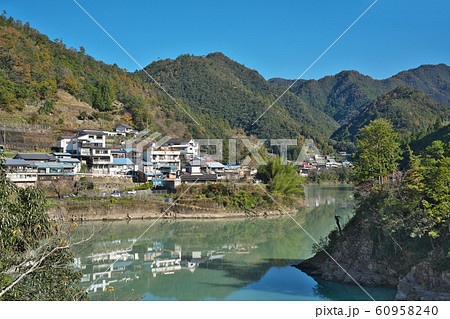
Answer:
[181, 174, 217, 182]
[76, 129, 107, 136]
[5, 159, 37, 167]
[116, 123, 134, 129]
[166, 138, 193, 145]
[14, 153, 57, 162]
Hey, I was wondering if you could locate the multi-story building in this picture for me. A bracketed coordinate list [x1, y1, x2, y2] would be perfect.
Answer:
[164, 138, 199, 161]
[145, 147, 181, 172]
[90, 147, 112, 175]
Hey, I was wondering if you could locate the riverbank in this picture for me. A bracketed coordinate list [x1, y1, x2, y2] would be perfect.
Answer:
[294, 204, 450, 301]
[47, 201, 296, 221]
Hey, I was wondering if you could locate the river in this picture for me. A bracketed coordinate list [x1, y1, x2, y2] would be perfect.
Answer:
[73, 184, 396, 301]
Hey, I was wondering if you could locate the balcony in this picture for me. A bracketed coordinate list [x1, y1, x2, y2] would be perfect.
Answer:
[92, 157, 112, 164]
[7, 173, 37, 183]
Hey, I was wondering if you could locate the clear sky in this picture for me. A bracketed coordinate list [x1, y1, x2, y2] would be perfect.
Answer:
[2, 0, 449, 80]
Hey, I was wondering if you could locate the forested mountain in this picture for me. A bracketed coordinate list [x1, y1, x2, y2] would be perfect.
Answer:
[409, 123, 450, 154]
[269, 64, 450, 124]
[0, 14, 202, 136]
[1, 13, 449, 153]
[138, 53, 338, 141]
[331, 86, 450, 149]
[269, 71, 399, 124]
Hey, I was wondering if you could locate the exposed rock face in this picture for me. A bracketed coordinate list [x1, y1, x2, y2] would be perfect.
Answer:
[295, 225, 399, 287]
[295, 225, 449, 301]
[395, 249, 450, 301]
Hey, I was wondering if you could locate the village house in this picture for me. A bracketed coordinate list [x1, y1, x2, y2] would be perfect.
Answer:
[4, 159, 38, 187]
[68, 130, 107, 162]
[53, 152, 72, 160]
[114, 123, 137, 135]
[164, 138, 199, 161]
[109, 157, 136, 176]
[34, 162, 75, 181]
[90, 147, 113, 175]
[14, 153, 57, 163]
[57, 136, 75, 153]
[146, 147, 181, 172]
[57, 157, 81, 173]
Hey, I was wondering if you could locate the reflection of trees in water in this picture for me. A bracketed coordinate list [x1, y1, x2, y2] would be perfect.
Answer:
[305, 185, 354, 207]
[75, 186, 356, 300]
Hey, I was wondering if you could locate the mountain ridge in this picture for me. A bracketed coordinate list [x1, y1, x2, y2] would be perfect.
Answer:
[269, 64, 450, 125]
[1, 14, 450, 153]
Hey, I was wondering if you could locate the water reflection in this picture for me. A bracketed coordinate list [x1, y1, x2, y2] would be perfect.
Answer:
[73, 185, 395, 300]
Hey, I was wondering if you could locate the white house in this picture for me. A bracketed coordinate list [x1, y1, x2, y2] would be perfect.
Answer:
[115, 124, 137, 135]
[58, 157, 82, 173]
[90, 147, 112, 175]
[5, 159, 38, 187]
[146, 147, 181, 172]
[57, 136, 75, 153]
[109, 158, 136, 176]
[164, 138, 199, 161]
[69, 130, 107, 163]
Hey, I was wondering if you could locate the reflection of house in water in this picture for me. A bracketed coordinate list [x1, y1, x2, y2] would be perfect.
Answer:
[142, 242, 182, 277]
[82, 248, 140, 293]
[181, 250, 226, 272]
[79, 236, 257, 296]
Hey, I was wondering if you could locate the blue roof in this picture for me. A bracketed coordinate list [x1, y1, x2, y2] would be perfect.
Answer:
[122, 148, 138, 153]
[145, 172, 163, 176]
[155, 164, 177, 169]
[34, 162, 74, 169]
[112, 158, 135, 165]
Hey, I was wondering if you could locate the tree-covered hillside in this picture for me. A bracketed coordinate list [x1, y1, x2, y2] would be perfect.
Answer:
[410, 123, 450, 154]
[331, 86, 450, 149]
[0, 14, 200, 136]
[270, 71, 400, 124]
[1, 13, 450, 153]
[269, 64, 450, 125]
[139, 53, 338, 141]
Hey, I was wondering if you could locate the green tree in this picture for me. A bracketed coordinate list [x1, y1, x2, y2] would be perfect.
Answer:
[354, 119, 402, 184]
[256, 157, 304, 197]
[404, 141, 450, 238]
[0, 156, 88, 300]
[399, 144, 418, 172]
[92, 80, 115, 111]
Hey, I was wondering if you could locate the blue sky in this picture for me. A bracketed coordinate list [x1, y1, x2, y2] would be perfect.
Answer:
[2, 0, 449, 80]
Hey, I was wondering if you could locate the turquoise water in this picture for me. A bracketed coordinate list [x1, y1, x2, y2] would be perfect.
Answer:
[73, 185, 396, 301]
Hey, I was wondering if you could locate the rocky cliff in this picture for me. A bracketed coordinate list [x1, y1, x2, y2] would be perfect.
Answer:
[295, 220, 449, 300]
